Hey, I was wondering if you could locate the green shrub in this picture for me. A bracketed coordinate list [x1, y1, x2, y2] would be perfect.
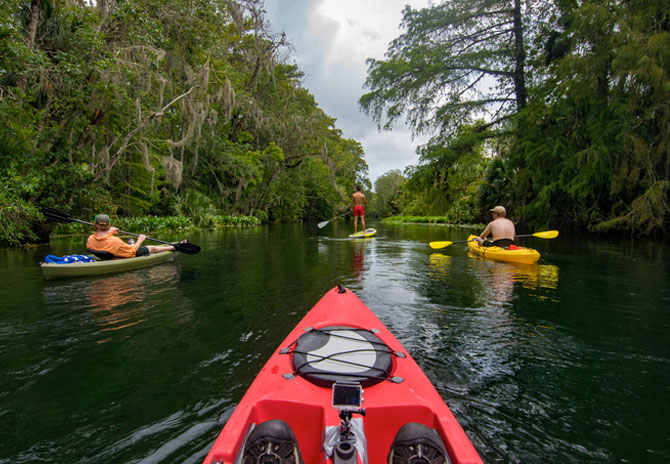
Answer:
[212, 215, 261, 226]
[50, 213, 260, 237]
[253, 210, 269, 224]
[52, 215, 193, 235]
[0, 201, 40, 246]
[178, 191, 217, 227]
[382, 215, 450, 224]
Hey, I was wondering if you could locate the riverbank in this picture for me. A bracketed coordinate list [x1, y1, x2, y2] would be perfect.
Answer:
[50, 214, 261, 237]
[381, 215, 483, 229]
[0, 211, 263, 248]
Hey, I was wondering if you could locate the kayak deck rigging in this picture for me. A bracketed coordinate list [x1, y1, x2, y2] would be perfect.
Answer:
[282, 327, 403, 387]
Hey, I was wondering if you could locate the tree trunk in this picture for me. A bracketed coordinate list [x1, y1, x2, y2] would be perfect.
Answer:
[179, 118, 186, 199]
[235, 179, 243, 212]
[512, 0, 527, 109]
[125, 152, 131, 213]
[26, 0, 40, 49]
[18, 0, 41, 103]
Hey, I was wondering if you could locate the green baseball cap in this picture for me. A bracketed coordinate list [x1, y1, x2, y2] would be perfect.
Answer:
[95, 214, 110, 225]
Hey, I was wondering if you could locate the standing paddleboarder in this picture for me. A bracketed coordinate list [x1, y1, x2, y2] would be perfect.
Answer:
[351, 186, 369, 234]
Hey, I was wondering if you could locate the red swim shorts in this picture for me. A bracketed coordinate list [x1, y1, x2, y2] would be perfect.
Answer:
[353, 205, 365, 217]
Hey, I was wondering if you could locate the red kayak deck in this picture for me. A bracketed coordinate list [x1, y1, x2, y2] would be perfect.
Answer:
[203, 286, 482, 464]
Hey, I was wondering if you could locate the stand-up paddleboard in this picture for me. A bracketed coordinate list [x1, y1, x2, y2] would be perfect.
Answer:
[348, 228, 376, 239]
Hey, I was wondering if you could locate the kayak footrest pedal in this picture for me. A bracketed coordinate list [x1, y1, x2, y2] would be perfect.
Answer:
[241, 419, 304, 464]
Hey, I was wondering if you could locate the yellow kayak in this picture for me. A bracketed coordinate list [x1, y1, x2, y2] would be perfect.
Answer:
[467, 235, 540, 264]
[349, 228, 376, 239]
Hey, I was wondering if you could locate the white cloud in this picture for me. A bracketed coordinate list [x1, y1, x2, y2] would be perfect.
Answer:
[264, 0, 431, 185]
[309, 0, 417, 72]
[361, 130, 425, 183]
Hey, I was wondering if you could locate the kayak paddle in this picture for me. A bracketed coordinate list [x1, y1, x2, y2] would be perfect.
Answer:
[429, 230, 559, 250]
[317, 210, 351, 229]
[42, 207, 201, 254]
[429, 238, 477, 250]
[515, 230, 559, 239]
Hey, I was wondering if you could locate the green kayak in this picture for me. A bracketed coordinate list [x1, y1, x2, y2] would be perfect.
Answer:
[41, 251, 175, 279]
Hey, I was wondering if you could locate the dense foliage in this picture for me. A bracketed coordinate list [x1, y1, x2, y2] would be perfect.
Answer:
[0, 0, 368, 246]
[371, 169, 404, 217]
[362, 0, 669, 235]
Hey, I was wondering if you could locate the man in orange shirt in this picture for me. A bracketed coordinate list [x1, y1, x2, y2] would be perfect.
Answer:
[86, 214, 177, 258]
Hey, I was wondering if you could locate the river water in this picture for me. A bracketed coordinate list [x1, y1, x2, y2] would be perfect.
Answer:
[0, 223, 668, 463]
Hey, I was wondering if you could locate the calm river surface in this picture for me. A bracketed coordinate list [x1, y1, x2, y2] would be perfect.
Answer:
[1, 223, 669, 463]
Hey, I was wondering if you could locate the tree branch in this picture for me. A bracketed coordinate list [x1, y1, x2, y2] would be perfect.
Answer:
[94, 86, 196, 181]
[285, 151, 322, 169]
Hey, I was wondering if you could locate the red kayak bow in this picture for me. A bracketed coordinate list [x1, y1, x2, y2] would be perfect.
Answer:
[203, 286, 482, 464]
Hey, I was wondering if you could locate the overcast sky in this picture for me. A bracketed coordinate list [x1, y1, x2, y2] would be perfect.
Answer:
[263, 0, 430, 187]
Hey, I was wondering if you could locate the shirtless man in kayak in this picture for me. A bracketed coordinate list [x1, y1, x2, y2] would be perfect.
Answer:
[475, 206, 516, 247]
[351, 186, 369, 233]
[86, 214, 178, 258]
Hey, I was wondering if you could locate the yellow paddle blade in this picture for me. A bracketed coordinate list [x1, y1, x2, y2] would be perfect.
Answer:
[532, 230, 559, 239]
[429, 241, 453, 249]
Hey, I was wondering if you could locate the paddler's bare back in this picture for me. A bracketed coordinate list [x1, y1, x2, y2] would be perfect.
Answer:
[488, 218, 515, 241]
[352, 192, 366, 206]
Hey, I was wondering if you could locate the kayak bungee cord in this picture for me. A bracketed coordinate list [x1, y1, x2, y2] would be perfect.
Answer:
[285, 327, 404, 350]
[292, 348, 391, 379]
[307, 327, 392, 349]
[281, 327, 404, 384]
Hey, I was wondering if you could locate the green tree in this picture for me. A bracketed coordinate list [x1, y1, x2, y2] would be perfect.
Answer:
[402, 127, 488, 222]
[372, 170, 405, 217]
[358, 0, 536, 225]
[0, 0, 370, 245]
[360, 0, 531, 142]
[510, 0, 670, 234]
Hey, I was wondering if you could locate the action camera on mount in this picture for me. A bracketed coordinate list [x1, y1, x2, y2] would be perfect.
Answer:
[331, 382, 363, 411]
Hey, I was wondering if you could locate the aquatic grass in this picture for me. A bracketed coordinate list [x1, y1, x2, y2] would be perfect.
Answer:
[212, 215, 261, 226]
[381, 216, 482, 228]
[383, 215, 450, 224]
[52, 214, 260, 236]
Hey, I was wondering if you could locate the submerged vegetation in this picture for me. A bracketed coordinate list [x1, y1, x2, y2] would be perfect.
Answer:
[382, 216, 480, 227]
[51, 214, 259, 236]
[0, 0, 368, 246]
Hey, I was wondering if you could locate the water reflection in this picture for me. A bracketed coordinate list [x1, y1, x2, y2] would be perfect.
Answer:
[487, 264, 516, 305]
[425, 251, 559, 308]
[428, 253, 452, 279]
[7, 225, 664, 464]
[88, 264, 180, 340]
[466, 255, 560, 305]
[41, 262, 181, 342]
[353, 240, 365, 283]
[513, 263, 559, 292]
[89, 274, 147, 340]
